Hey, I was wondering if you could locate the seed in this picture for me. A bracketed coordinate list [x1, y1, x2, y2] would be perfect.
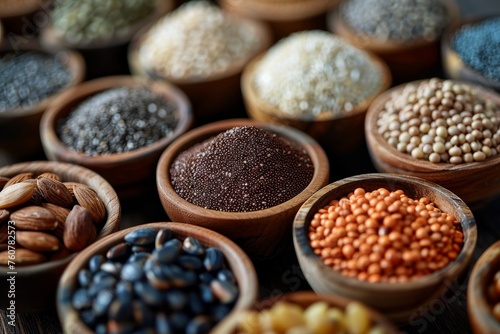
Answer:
[106, 242, 130, 261]
[124, 228, 158, 246]
[204, 247, 224, 272]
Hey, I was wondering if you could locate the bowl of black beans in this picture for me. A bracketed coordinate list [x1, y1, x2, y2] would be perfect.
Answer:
[40, 75, 193, 198]
[57, 223, 258, 334]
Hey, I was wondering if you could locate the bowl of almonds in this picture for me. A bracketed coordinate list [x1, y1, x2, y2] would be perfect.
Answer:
[0, 161, 120, 312]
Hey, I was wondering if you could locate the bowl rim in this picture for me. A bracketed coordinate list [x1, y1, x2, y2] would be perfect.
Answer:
[241, 47, 392, 123]
[0, 0, 42, 19]
[156, 118, 330, 221]
[0, 160, 121, 273]
[365, 78, 500, 172]
[40, 75, 193, 167]
[56, 222, 259, 334]
[293, 173, 477, 291]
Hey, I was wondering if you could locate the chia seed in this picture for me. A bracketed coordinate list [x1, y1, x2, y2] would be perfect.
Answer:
[170, 126, 314, 212]
[58, 86, 178, 155]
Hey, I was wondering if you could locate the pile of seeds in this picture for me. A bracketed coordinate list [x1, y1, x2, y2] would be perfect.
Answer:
[51, 0, 155, 43]
[170, 126, 314, 212]
[340, 0, 450, 42]
[72, 227, 239, 333]
[309, 187, 464, 283]
[58, 86, 178, 155]
[487, 268, 500, 321]
[452, 17, 500, 82]
[253, 30, 383, 117]
[377, 78, 500, 164]
[138, 1, 262, 79]
[0, 52, 71, 112]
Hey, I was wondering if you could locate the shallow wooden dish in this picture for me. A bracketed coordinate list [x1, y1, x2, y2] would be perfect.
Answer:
[128, 13, 272, 121]
[365, 80, 500, 206]
[0, 0, 44, 35]
[0, 41, 85, 161]
[442, 15, 500, 92]
[57, 222, 258, 334]
[468, 241, 500, 334]
[0, 161, 121, 313]
[294, 173, 477, 323]
[242, 52, 391, 155]
[329, 0, 459, 83]
[157, 118, 330, 259]
[40, 75, 192, 199]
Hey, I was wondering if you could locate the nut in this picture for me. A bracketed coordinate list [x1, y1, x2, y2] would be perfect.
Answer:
[0, 182, 36, 209]
[64, 205, 96, 251]
[0, 248, 47, 266]
[37, 177, 74, 208]
[3, 172, 34, 188]
[16, 231, 61, 252]
[0, 209, 9, 224]
[22, 179, 44, 205]
[37, 172, 61, 181]
[42, 203, 70, 239]
[10, 206, 58, 231]
[0, 224, 7, 243]
[63, 182, 80, 199]
[73, 184, 106, 224]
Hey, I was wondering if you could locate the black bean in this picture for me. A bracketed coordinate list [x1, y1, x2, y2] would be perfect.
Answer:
[93, 271, 117, 287]
[128, 252, 150, 266]
[121, 262, 144, 282]
[169, 312, 190, 331]
[89, 254, 106, 272]
[186, 316, 212, 334]
[164, 289, 188, 311]
[199, 284, 214, 304]
[132, 245, 153, 253]
[203, 247, 223, 271]
[156, 313, 173, 334]
[210, 280, 238, 304]
[132, 300, 155, 327]
[217, 268, 235, 283]
[134, 282, 163, 307]
[78, 269, 92, 287]
[101, 261, 122, 276]
[94, 322, 106, 334]
[115, 281, 133, 303]
[153, 243, 181, 263]
[107, 242, 130, 261]
[107, 320, 135, 334]
[164, 238, 182, 251]
[108, 296, 132, 322]
[178, 255, 203, 270]
[199, 272, 214, 284]
[93, 289, 114, 317]
[155, 228, 173, 249]
[188, 291, 205, 315]
[124, 228, 157, 246]
[80, 309, 98, 327]
[72, 288, 92, 310]
[183, 237, 204, 256]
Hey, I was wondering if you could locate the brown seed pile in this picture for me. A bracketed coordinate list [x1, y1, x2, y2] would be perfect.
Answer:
[487, 269, 500, 321]
[170, 126, 314, 212]
[309, 187, 464, 283]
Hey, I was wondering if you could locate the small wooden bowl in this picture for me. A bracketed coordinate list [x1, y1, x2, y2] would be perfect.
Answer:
[0, 0, 45, 35]
[40, 75, 193, 199]
[57, 222, 258, 334]
[0, 161, 121, 313]
[40, 0, 173, 78]
[157, 118, 330, 259]
[365, 80, 500, 206]
[442, 15, 500, 92]
[128, 14, 272, 121]
[329, 0, 459, 83]
[242, 52, 391, 155]
[0, 41, 85, 161]
[294, 173, 477, 323]
[220, 0, 340, 41]
[468, 241, 500, 334]
[223, 291, 399, 333]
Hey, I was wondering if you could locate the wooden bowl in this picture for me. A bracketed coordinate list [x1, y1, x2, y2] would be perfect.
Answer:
[0, 161, 121, 313]
[128, 13, 272, 122]
[57, 222, 258, 334]
[328, 0, 459, 83]
[40, 75, 193, 199]
[294, 173, 477, 323]
[442, 15, 500, 92]
[365, 80, 500, 206]
[242, 51, 391, 155]
[0, 0, 45, 35]
[0, 41, 85, 161]
[40, 0, 173, 79]
[468, 241, 500, 334]
[220, 0, 340, 41]
[156, 118, 330, 259]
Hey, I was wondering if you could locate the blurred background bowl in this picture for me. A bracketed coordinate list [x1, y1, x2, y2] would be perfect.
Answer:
[0, 0, 46, 35]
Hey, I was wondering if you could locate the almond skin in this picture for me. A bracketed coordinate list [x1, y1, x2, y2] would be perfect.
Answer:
[10, 206, 58, 231]
[0, 248, 47, 266]
[42, 203, 70, 239]
[64, 205, 96, 251]
[3, 172, 34, 188]
[16, 231, 61, 252]
[0, 182, 36, 209]
[37, 172, 61, 181]
[37, 177, 74, 208]
[73, 184, 107, 224]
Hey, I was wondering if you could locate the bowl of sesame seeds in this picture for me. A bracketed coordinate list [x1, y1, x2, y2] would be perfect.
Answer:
[293, 173, 477, 323]
[365, 78, 500, 206]
[40, 75, 192, 198]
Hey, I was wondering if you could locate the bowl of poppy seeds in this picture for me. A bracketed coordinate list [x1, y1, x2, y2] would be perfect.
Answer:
[293, 173, 477, 323]
[157, 118, 330, 259]
[40, 76, 192, 198]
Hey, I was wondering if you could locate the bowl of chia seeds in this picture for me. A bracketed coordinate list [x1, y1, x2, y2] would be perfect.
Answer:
[0, 41, 85, 161]
[40, 75, 192, 198]
[157, 118, 330, 259]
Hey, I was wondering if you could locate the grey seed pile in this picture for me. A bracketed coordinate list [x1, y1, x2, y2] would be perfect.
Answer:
[377, 78, 500, 164]
[170, 126, 314, 212]
[341, 0, 450, 42]
[138, 1, 262, 80]
[452, 17, 500, 82]
[58, 87, 178, 155]
[0, 52, 71, 112]
[253, 30, 383, 117]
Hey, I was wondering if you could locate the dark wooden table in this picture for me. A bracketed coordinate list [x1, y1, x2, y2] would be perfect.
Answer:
[1, 0, 500, 333]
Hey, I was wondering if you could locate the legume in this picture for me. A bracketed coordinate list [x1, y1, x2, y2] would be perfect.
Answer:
[340, 0, 450, 42]
[377, 78, 500, 164]
[309, 187, 464, 283]
[253, 30, 383, 117]
[0, 51, 71, 112]
[170, 126, 313, 212]
[72, 227, 238, 333]
[138, 1, 262, 80]
[452, 17, 500, 82]
[58, 86, 178, 155]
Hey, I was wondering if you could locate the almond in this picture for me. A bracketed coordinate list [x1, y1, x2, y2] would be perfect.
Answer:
[50, 245, 72, 261]
[22, 179, 44, 205]
[42, 203, 70, 239]
[37, 172, 61, 181]
[64, 205, 96, 251]
[4, 172, 34, 188]
[73, 183, 107, 224]
[63, 182, 80, 199]
[16, 231, 61, 252]
[0, 248, 46, 266]
[0, 224, 7, 243]
[10, 206, 58, 231]
[37, 177, 74, 208]
[0, 209, 9, 224]
[0, 182, 36, 209]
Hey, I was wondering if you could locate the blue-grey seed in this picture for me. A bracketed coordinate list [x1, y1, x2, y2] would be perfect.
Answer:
[106, 242, 130, 261]
[78, 269, 92, 287]
[178, 255, 203, 270]
[156, 313, 173, 334]
[132, 300, 155, 327]
[210, 279, 238, 304]
[72, 288, 92, 310]
[93, 289, 114, 317]
[169, 312, 190, 331]
[217, 268, 235, 283]
[89, 254, 105, 272]
[134, 281, 163, 307]
[186, 315, 212, 334]
[153, 243, 181, 263]
[165, 289, 188, 311]
[155, 228, 173, 249]
[124, 228, 157, 246]
[182, 237, 204, 256]
[203, 247, 223, 271]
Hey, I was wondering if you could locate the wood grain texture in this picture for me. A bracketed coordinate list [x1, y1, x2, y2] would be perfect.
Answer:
[0, 161, 121, 313]
[57, 222, 258, 334]
[156, 118, 330, 259]
[293, 173, 477, 323]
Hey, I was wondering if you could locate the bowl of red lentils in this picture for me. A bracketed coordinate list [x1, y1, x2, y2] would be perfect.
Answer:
[293, 173, 477, 323]
[365, 78, 500, 206]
